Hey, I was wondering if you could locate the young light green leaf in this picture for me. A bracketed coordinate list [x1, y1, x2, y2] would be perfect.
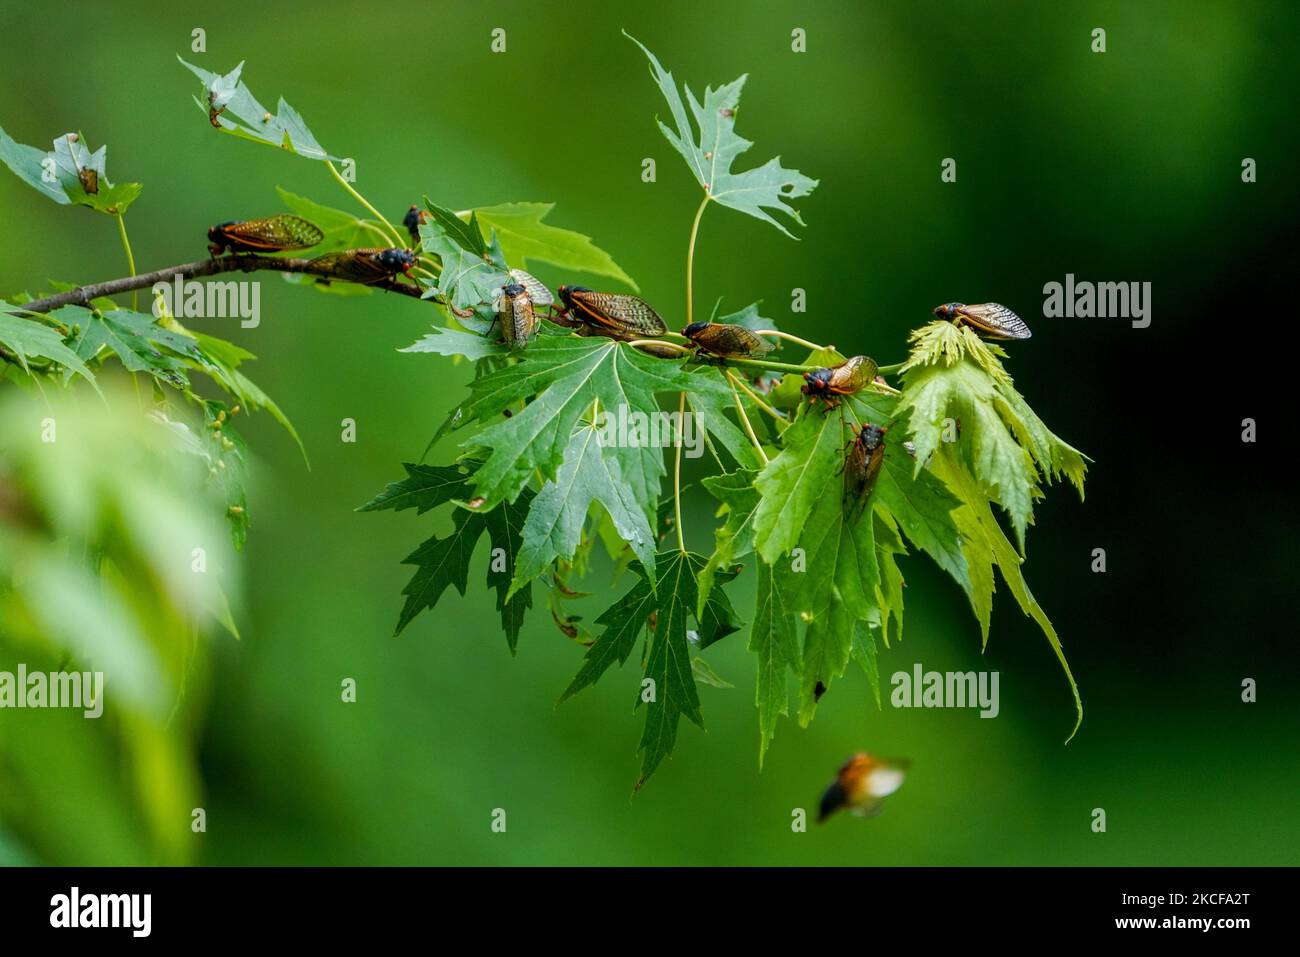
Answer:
[627, 34, 818, 238]
[473, 202, 638, 289]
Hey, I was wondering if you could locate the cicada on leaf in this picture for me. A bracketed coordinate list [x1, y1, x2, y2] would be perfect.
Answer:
[558, 285, 667, 339]
[493, 282, 539, 350]
[682, 321, 774, 358]
[403, 204, 429, 246]
[802, 355, 877, 406]
[306, 247, 417, 284]
[934, 301, 1032, 340]
[208, 215, 325, 256]
[843, 421, 887, 521]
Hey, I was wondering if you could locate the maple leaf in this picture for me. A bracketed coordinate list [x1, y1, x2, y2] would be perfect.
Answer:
[558, 550, 736, 787]
[628, 34, 818, 238]
[458, 327, 731, 524]
[895, 321, 1088, 549]
[358, 464, 533, 650]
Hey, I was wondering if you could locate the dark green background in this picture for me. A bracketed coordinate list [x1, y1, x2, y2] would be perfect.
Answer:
[1, 0, 1296, 864]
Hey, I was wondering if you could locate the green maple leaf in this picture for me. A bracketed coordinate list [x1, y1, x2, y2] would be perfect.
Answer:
[459, 327, 731, 523]
[359, 463, 534, 649]
[776, 463, 880, 725]
[750, 405, 844, 564]
[895, 321, 1088, 549]
[473, 202, 637, 289]
[62, 305, 192, 390]
[509, 420, 657, 597]
[0, 127, 141, 213]
[560, 550, 736, 787]
[628, 34, 818, 238]
[0, 305, 97, 388]
[750, 560, 798, 766]
[178, 58, 341, 161]
[931, 446, 1083, 740]
[845, 392, 969, 597]
[418, 200, 509, 311]
[698, 468, 761, 616]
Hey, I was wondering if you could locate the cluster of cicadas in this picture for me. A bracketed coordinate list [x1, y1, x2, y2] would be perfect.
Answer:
[205, 214, 1034, 515]
[205, 213, 417, 285]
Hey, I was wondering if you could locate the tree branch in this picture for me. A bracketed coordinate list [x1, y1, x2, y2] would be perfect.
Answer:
[17, 254, 435, 314]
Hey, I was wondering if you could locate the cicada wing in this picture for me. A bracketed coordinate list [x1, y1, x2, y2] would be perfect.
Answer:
[957, 302, 1032, 340]
[224, 215, 324, 252]
[578, 292, 667, 337]
[508, 269, 554, 307]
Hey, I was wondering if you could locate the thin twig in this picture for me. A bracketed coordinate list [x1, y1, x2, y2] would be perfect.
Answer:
[17, 255, 435, 314]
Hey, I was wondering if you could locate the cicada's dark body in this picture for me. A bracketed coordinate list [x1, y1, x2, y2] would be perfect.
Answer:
[934, 302, 1032, 340]
[843, 422, 887, 520]
[558, 285, 667, 339]
[403, 205, 429, 246]
[208, 215, 325, 256]
[494, 283, 539, 349]
[682, 321, 775, 358]
[307, 247, 417, 284]
[802, 355, 877, 406]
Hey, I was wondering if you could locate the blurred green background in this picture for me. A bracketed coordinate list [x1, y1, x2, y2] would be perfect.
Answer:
[1, 0, 1297, 865]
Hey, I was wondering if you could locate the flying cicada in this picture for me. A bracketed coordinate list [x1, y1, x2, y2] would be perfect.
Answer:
[682, 321, 775, 358]
[933, 302, 1032, 340]
[802, 355, 878, 406]
[208, 215, 325, 256]
[403, 204, 429, 246]
[493, 283, 539, 349]
[843, 422, 888, 520]
[306, 247, 417, 284]
[557, 285, 667, 339]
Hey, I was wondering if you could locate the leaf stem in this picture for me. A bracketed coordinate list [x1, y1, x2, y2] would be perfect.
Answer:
[726, 371, 769, 465]
[696, 355, 820, 375]
[685, 194, 710, 328]
[753, 329, 825, 351]
[114, 212, 138, 311]
[877, 361, 905, 375]
[673, 391, 688, 552]
[728, 372, 786, 422]
[326, 160, 405, 248]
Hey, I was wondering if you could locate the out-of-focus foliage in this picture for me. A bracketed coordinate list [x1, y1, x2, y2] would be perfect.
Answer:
[0, 385, 240, 864]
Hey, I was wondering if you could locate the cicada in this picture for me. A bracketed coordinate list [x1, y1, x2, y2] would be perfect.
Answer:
[682, 321, 775, 358]
[802, 355, 877, 406]
[493, 283, 539, 349]
[557, 285, 667, 339]
[76, 167, 98, 195]
[208, 215, 325, 256]
[306, 247, 417, 284]
[207, 89, 227, 129]
[934, 301, 1032, 340]
[817, 752, 910, 823]
[403, 204, 429, 246]
[843, 421, 887, 519]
